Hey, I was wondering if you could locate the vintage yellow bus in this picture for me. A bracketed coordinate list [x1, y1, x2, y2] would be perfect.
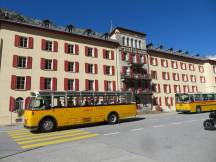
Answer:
[175, 93, 216, 113]
[24, 91, 137, 132]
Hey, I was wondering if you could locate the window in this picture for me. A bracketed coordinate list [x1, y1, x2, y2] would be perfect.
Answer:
[163, 84, 171, 93]
[87, 48, 93, 57]
[135, 40, 137, 48]
[68, 44, 74, 54]
[67, 62, 74, 72]
[131, 39, 133, 47]
[174, 85, 181, 93]
[18, 57, 26, 68]
[45, 78, 52, 90]
[105, 50, 110, 59]
[161, 59, 168, 67]
[106, 66, 111, 75]
[171, 61, 178, 69]
[45, 41, 53, 51]
[122, 37, 125, 46]
[199, 66, 204, 73]
[19, 37, 28, 48]
[162, 72, 169, 80]
[180, 62, 187, 70]
[150, 57, 158, 66]
[190, 75, 196, 82]
[192, 86, 198, 93]
[89, 80, 94, 91]
[68, 79, 74, 90]
[151, 71, 157, 79]
[182, 74, 188, 82]
[200, 76, 206, 83]
[189, 64, 195, 71]
[213, 66, 216, 73]
[89, 64, 94, 73]
[173, 73, 179, 81]
[139, 40, 141, 49]
[45, 59, 52, 70]
[107, 81, 112, 91]
[16, 76, 25, 89]
[183, 85, 189, 93]
[127, 38, 129, 46]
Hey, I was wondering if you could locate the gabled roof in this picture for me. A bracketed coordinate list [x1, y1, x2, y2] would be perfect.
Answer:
[110, 26, 146, 37]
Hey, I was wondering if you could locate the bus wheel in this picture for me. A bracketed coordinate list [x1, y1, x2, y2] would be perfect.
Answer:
[108, 112, 119, 124]
[196, 106, 202, 113]
[203, 119, 214, 130]
[39, 118, 56, 132]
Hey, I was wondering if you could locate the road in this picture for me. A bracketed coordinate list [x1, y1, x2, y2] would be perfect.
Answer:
[0, 112, 215, 162]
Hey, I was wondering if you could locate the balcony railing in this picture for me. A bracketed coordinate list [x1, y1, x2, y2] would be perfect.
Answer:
[121, 72, 151, 80]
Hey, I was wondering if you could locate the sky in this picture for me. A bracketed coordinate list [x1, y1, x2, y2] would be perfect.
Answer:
[1, 0, 216, 57]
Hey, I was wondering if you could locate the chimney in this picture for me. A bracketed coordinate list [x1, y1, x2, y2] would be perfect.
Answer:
[156, 45, 163, 50]
[146, 43, 153, 49]
[166, 48, 173, 52]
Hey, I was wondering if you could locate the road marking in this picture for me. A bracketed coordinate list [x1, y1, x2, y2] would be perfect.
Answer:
[104, 132, 120, 136]
[171, 122, 182, 125]
[130, 128, 144, 131]
[152, 125, 164, 128]
[21, 134, 98, 149]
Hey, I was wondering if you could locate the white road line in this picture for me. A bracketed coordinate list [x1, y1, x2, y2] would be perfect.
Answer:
[130, 128, 144, 131]
[171, 122, 182, 125]
[104, 132, 120, 136]
[152, 125, 164, 128]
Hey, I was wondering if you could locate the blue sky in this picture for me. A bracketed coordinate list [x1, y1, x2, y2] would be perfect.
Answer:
[1, 0, 216, 56]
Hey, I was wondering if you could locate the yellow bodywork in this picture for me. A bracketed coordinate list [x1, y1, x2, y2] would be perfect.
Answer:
[24, 104, 137, 129]
[176, 102, 216, 113]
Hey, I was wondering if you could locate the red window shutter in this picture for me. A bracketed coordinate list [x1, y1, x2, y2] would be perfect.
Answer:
[27, 57, 32, 69]
[177, 74, 180, 81]
[103, 65, 106, 75]
[64, 61, 68, 72]
[136, 54, 139, 63]
[103, 49, 106, 58]
[158, 84, 161, 93]
[163, 85, 167, 93]
[149, 57, 152, 65]
[155, 58, 158, 65]
[53, 59, 57, 71]
[94, 64, 98, 74]
[113, 81, 116, 91]
[75, 44, 79, 55]
[186, 75, 188, 82]
[54, 41, 58, 52]
[85, 79, 89, 91]
[112, 66, 115, 75]
[85, 46, 88, 56]
[159, 97, 162, 106]
[75, 62, 79, 72]
[11, 75, 16, 90]
[162, 72, 165, 80]
[64, 78, 68, 91]
[9, 96, 15, 112]
[40, 77, 45, 90]
[168, 73, 170, 80]
[104, 80, 107, 91]
[111, 51, 114, 60]
[85, 63, 89, 73]
[14, 35, 20, 47]
[26, 76, 31, 90]
[174, 85, 177, 93]
[161, 59, 164, 67]
[169, 85, 171, 93]
[94, 48, 98, 58]
[121, 51, 125, 61]
[95, 80, 98, 91]
[75, 79, 79, 91]
[64, 43, 68, 53]
[25, 97, 31, 110]
[28, 37, 33, 49]
[129, 53, 133, 63]
[41, 39, 46, 50]
[13, 55, 18, 67]
[52, 77, 57, 91]
[40, 58, 45, 70]
[143, 55, 147, 64]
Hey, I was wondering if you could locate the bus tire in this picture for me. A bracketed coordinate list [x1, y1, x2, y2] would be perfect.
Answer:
[196, 106, 202, 113]
[108, 112, 119, 124]
[39, 117, 56, 132]
[203, 119, 214, 130]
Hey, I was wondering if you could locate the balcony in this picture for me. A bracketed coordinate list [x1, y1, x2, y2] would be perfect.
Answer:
[122, 88, 152, 94]
[121, 72, 151, 80]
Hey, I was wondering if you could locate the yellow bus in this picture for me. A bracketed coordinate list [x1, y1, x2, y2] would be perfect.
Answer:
[24, 91, 137, 132]
[175, 93, 216, 113]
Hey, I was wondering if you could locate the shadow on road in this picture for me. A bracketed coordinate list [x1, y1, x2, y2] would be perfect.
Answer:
[30, 117, 145, 134]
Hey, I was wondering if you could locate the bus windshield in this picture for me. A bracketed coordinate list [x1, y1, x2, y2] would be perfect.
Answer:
[175, 93, 190, 104]
[29, 96, 51, 110]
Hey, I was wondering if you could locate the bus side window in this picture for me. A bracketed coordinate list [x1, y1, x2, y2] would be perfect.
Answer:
[53, 96, 65, 108]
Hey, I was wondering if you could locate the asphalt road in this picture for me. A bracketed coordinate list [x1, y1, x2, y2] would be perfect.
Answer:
[0, 112, 215, 162]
